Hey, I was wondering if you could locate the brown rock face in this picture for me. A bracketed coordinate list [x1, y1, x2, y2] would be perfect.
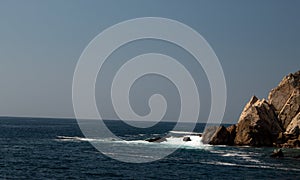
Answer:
[283, 139, 300, 148]
[210, 126, 230, 145]
[285, 112, 300, 137]
[234, 97, 283, 146]
[269, 71, 300, 129]
[202, 70, 300, 148]
[234, 70, 300, 147]
[202, 126, 230, 145]
[277, 89, 300, 129]
[201, 126, 219, 144]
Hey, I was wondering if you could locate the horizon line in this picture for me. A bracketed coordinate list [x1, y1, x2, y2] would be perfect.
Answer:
[0, 115, 233, 124]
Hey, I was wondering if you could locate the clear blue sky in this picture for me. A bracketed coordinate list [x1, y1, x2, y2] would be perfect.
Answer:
[0, 0, 299, 123]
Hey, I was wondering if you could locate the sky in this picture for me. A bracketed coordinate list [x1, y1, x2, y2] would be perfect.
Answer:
[0, 0, 299, 124]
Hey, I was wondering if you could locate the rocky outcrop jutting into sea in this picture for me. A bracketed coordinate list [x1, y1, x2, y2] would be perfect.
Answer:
[202, 70, 300, 148]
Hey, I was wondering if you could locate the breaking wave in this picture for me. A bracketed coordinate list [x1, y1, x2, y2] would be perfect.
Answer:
[56, 131, 210, 150]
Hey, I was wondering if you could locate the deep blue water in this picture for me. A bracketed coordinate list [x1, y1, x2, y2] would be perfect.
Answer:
[1, 117, 300, 179]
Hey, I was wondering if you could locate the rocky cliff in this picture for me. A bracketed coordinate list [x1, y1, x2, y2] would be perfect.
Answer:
[202, 70, 300, 147]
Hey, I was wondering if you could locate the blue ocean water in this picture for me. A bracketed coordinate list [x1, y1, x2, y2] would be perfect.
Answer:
[1, 117, 300, 179]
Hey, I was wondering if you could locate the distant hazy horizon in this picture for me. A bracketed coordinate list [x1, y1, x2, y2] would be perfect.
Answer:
[0, 0, 299, 124]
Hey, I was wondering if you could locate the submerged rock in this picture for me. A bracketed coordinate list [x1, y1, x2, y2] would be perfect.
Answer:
[145, 137, 167, 143]
[270, 149, 284, 158]
[183, 137, 191, 142]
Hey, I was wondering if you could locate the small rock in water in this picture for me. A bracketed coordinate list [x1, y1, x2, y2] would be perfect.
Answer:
[145, 137, 167, 143]
[270, 149, 284, 158]
[183, 137, 191, 142]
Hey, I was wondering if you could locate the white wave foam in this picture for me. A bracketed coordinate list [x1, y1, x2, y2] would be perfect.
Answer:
[164, 136, 200, 145]
[202, 161, 300, 172]
[212, 149, 260, 162]
[55, 135, 210, 149]
[158, 136, 211, 149]
[56, 136, 112, 142]
[221, 152, 250, 157]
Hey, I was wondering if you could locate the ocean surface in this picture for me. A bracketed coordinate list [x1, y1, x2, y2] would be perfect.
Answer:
[1, 117, 300, 179]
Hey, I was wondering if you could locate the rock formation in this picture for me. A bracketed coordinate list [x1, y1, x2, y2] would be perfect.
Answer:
[285, 112, 300, 137]
[271, 71, 300, 147]
[201, 126, 219, 144]
[234, 97, 282, 146]
[269, 72, 300, 129]
[202, 70, 300, 148]
[202, 126, 232, 145]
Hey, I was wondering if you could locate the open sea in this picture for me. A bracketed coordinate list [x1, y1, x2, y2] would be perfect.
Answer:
[1, 117, 300, 179]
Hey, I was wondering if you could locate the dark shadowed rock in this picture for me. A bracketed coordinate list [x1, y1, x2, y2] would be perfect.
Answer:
[275, 132, 286, 145]
[183, 137, 191, 142]
[226, 124, 236, 145]
[234, 97, 283, 147]
[202, 126, 230, 145]
[210, 126, 230, 145]
[283, 139, 300, 148]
